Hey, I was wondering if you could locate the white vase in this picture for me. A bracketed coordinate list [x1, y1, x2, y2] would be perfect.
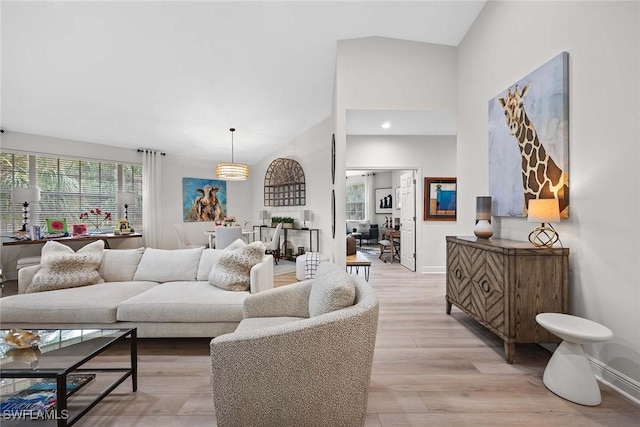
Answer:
[474, 219, 493, 238]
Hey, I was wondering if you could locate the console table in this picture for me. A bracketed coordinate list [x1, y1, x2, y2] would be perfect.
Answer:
[2, 233, 142, 249]
[445, 236, 569, 363]
[254, 226, 319, 260]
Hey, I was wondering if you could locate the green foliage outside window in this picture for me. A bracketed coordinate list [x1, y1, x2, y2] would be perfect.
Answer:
[0, 152, 142, 233]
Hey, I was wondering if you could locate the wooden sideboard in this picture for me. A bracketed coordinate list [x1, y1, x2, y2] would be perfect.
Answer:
[445, 236, 569, 363]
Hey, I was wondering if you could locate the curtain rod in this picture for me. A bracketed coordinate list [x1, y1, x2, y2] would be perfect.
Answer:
[137, 149, 166, 156]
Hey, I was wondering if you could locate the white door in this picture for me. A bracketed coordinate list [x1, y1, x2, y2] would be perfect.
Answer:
[400, 171, 416, 271]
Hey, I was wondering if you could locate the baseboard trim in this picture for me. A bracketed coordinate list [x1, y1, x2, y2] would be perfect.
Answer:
[421, 267, 445, 274]
[588, 355, 640, 406]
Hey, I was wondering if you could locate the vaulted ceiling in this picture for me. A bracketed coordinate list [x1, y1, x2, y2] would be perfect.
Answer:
[1, 1, 485, 163]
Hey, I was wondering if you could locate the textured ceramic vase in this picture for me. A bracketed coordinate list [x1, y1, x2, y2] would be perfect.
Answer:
[474, 196, 493, 238]
[474, 219, 494, 238]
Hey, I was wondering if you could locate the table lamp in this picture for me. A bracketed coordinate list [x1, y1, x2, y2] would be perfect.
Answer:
[11, 187, 41, 231]
[527, 198, 560, 247]
[259, 210, 269, 226]
[474, 196, 493, 238]
[117, 192, 136, 220]
[302, 210, 311, 230]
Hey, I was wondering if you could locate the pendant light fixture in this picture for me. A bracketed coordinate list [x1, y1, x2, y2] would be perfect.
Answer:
[216, 128, 249, 181]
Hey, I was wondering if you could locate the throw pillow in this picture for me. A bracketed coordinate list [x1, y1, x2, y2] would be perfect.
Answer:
[98, 248, 145, 282]
[133, 247, 204, 282]
[196, 249, 223, 281]
[356, 220, 370, 233]
[26, 240, 105, 293]
[209, 241, 266, 291]
[308, 262, 356, 317]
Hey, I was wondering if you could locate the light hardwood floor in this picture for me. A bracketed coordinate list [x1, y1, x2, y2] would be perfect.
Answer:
[3, 251, 640, 426]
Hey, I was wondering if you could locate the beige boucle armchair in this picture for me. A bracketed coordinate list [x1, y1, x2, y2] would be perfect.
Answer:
[210, 274, 379, 427]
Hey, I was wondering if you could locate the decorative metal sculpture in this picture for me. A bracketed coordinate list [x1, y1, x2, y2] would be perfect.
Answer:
[264, 158, 306, 206]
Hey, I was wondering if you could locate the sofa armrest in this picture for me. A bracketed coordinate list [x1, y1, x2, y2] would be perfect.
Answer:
[243, 280, 312, 318]
[249, 254, 274, 293]
[18, 265, 40, 294]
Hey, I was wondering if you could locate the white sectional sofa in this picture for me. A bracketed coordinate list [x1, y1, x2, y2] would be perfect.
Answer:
[0, 245, 274, 338]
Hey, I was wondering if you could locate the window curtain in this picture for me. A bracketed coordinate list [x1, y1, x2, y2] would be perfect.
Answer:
[141, 150, 163, 248]
[364, 173, 374, 221]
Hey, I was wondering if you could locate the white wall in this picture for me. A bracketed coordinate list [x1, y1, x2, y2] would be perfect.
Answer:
[250, 117, 333, 260]
[347, 135, 456, 272]
[458, 1, 640, 399]
[335, 36, 458, 264]
[159, 153, 252, 249]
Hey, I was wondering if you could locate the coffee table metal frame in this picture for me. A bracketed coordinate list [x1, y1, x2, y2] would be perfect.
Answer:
[1, 328, 137, 427]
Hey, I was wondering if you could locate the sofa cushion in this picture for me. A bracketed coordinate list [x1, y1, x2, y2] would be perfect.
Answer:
[27, 240, 105, 293]
[133, 247, 203, 282]
[209, 241, 266, 291]
[308, 262, 356, 317]
[0, 281, 159, 323]
[196, 249, 224, 281]
[98, 248, 145, 282]
[117, 281, 249, 322]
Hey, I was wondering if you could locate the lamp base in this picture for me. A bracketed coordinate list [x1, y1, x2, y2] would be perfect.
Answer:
[529, 224, 559, 247]
[474, 219, 493, 239]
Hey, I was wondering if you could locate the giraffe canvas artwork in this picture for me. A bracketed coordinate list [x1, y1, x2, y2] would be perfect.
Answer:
[488, 52, 569, 218]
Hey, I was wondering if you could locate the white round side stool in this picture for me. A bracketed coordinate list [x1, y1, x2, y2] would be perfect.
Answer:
[536, 313, 613, 406]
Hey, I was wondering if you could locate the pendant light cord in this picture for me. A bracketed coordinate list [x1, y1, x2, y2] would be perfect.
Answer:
[230, 128, 235, 164]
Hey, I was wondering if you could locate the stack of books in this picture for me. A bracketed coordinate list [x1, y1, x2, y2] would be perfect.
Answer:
[0, 373, 95, 417]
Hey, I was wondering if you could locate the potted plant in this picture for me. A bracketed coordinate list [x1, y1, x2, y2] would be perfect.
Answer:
[282, 217, 295, 229]
[271, 217, 282, 228]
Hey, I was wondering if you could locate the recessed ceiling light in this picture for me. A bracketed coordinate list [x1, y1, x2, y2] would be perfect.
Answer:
[382, 122, 391, 129]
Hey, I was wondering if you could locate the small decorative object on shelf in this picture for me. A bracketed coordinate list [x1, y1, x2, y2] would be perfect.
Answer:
[223, 215, 237, 226]
[115, 218, 131, 234]
[4, 328, 41, 349]
[80, 208, 112, 232]
[73, 223, 88, 236]
[474, 196, 494, 238]
[282, 217, 294, 229]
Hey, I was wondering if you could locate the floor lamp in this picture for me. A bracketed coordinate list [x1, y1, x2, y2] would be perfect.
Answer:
[11, 187, 41, 232]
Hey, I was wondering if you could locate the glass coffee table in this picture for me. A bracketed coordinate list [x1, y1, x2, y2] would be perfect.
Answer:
[0, 328, 137, 426]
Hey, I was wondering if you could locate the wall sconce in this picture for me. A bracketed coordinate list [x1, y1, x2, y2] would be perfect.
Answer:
[302, 210, 311, 230]
[117, 192, 136, 220]
[527, 198, 560, 247]
[259, 210, 269, 227]
[474, 196, 493, 238]
[11, 187, 41, 231]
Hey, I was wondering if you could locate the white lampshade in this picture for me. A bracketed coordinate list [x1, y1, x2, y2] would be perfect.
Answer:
[216, 162, 249, 181]
[528, 199, 560, 223]
[117, 191, 136, 206]
[11, 187, 41, 203]
[216, 128, 249, 181]
[259, 210, 269, 220]
[303, 210, 311, 221]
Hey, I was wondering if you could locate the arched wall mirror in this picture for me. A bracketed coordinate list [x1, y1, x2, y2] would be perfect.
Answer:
[264, 158, 306, 206]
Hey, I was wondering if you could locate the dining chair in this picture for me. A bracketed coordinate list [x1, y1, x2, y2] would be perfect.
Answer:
[173, 224, 202, 249]
[214, 226, 243, 249]
[264, 222, 283, 264]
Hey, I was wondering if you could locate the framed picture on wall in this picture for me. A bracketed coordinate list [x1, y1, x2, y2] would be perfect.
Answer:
[183, 177, 227, 222]
[375, 188, 393, 214]
[424, 177, 457, 221]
